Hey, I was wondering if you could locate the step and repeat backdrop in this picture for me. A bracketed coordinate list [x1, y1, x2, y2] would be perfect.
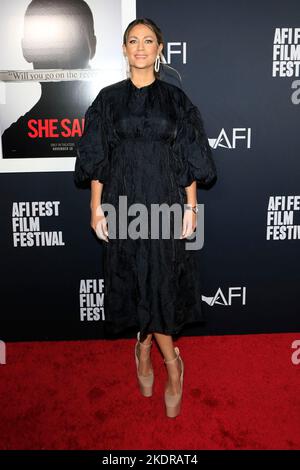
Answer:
[0, 0, 299, 341]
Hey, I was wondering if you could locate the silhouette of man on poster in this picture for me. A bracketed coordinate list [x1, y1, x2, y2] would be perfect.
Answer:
[2, 0, 98, 158]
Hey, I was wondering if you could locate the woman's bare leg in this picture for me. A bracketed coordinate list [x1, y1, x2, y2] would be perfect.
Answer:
[137, 333, 153, 376]
[153, 332, 182, 395]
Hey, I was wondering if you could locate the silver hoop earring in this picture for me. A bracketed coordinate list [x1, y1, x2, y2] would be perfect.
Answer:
[154, 55, 160, 73]
[125, 56, 130, 76]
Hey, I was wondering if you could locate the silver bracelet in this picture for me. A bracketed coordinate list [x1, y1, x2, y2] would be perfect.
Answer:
[185, 204, 199, 214]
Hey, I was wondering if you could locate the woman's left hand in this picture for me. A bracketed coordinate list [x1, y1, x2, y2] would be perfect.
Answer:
[180, 209, 197, 239]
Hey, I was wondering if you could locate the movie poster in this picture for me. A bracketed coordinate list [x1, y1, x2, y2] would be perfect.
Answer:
[0, 0, 135, 172]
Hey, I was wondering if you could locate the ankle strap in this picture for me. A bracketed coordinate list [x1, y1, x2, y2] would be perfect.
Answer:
[164, 347, 180, 364]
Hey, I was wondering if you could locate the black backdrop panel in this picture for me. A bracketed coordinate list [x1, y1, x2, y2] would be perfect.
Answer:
[0, 0, 299, 341]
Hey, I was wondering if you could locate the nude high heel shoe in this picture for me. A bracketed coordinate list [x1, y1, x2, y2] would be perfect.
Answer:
[164, 347, 184, 418]
[135, 331, 154, 397]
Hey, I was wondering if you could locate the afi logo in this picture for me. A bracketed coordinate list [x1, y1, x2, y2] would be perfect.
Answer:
[202, 287, 246, 306]
[209, 128, 252, 149]
[165, 42, 187, 64]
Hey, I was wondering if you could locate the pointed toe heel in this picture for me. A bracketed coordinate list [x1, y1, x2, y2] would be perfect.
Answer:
[164, 347, 184, 418]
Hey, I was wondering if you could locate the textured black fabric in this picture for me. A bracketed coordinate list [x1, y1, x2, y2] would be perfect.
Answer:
[74, 77, 217, 339]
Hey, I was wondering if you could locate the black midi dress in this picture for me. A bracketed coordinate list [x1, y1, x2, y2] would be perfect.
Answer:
[74, 77, 217, 340]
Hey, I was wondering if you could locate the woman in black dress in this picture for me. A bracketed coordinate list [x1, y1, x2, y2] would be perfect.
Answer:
[74, 18, 217, 418]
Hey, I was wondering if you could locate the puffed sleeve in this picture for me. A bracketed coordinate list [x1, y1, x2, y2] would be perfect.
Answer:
[74, 92, 110, 186]
[172, 91, 217, 187]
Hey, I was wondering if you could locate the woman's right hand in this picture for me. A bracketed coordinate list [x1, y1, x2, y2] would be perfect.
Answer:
[91, 204, 109, 242]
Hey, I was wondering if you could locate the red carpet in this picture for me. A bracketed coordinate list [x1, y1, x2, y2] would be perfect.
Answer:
[0, 333, 299, 450]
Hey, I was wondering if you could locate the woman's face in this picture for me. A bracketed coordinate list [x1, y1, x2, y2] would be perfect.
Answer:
[123, 24, 162, 73]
